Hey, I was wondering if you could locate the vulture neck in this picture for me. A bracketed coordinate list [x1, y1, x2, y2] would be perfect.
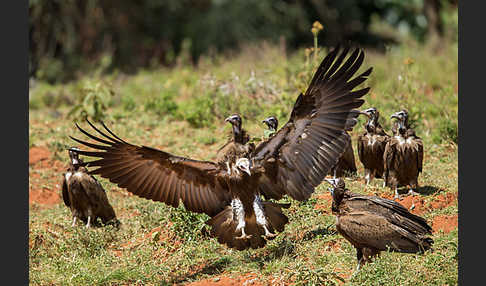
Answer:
[331, 188, 347, 214]
[232, 124, 247, 144]
[365, 116, 379, 133]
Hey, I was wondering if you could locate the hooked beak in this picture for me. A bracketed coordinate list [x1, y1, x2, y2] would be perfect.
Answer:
[359, 109, 372, 118]
[390, 111, 401, 120]
[242, 166, 251, 176]
[324, 178, 338, 187]
[225, 116, 231, 123]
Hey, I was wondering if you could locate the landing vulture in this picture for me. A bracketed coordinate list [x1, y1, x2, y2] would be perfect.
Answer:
[325, 178, 433, 272]
[383, 110, 424, 199]
[263, 115, 357, 178]
[61, 148, 119, 228]
[70, 46, 372, 250]
[357, 107, 390, 185]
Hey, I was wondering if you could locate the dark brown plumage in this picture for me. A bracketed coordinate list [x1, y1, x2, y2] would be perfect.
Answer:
[325, 178, 433, 272]
[384, 110, 424, 199]
[216, 114, 254, 173]
[70, 46, 372, 250]
[263, 116, 357, 178]
[357, 107, 390, 185]
[61, 148, 119, 228]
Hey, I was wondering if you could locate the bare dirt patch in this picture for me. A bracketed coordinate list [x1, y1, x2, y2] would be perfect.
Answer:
[432, 214, 458, 234]
[29, 186, 61, 206]
[29, 146, 51, 165]
[184, 273, 262, 286]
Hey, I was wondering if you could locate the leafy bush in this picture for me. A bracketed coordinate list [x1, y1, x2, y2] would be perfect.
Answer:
[67, 80, 114, 121]
[143, 89, 179, 118]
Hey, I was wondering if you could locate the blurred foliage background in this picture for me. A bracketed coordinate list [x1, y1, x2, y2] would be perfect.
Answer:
[29, 0, 457, 84]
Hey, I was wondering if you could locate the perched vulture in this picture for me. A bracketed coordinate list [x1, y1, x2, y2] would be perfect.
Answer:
[216, 114, 255, 173]
[263, 115, 356, 178]
[383, 110, 424, 199]
[61, 147, 119, 228]
[357, 107, 390, 186]
[325, 178, 433, 272]
[70, 46, 372, 250]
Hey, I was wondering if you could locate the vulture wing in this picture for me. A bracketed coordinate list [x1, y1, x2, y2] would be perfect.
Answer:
[338, 211, 431, 253]
[416, 138, 424, 173]
[61, 175, 70, 207]
[346, 194, 432, 235]
[70, 120, 231, 217]
[252, 46, 372, 201]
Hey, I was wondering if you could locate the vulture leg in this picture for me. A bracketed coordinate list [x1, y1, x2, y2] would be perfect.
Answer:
[232, 199, 251, 240]
[407, 189, 419, 196]
[226, 162, 231, 175]
[253, 195, 277, 238]
[71, 216, 77, 227]
[382, 180, 386, 188]
[394, 187, 400, 200]
[86, 216, 91, 228]
[352, 248, 364, 277]
[365, 169, 374, 186]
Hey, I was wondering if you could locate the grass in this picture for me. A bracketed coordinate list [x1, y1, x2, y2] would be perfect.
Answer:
[29, 35, 458, 285]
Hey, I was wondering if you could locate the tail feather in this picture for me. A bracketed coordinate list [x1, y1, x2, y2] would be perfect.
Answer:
[206, 201, 290, 250]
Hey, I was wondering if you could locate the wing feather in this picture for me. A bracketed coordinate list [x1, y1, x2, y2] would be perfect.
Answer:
[71, 119, 230, 216]
[253, 46, 371, 201]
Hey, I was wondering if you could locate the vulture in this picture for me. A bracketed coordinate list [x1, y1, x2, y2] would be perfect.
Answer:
[216, 114, 255, 174]
[325, 178, 433, 272]
[263, 115, 357, 178]
[70, 46, 372, 250]
[357, 107, 390, 186]
[383, 110, 424, 199]
[61, 147, 119, 228]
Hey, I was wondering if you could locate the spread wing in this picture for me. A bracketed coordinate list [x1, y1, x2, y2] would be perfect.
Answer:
[252, 46, 372, 201]
[70, 120, 231, 217]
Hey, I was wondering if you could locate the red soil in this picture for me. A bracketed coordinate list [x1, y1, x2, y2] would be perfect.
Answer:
[184, 273, 262, 286]
[432, 214, 458, 234]
[29, 146, 67, 207]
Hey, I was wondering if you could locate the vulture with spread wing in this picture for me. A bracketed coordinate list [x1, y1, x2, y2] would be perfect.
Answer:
[262, 115, 357, 178]
[357, 107, 390, 186]
[61, 148, 119, 228]
[70, 46, 372, 250]
[384, 110, 424, 199]
[325, 178, 433, 272]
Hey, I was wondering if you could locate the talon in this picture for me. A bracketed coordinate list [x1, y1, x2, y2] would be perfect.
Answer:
[263, 226, 277, 238]
[236, 233, 252, 240]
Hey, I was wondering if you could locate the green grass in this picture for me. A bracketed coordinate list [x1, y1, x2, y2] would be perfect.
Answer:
[29, 36, 457, 285]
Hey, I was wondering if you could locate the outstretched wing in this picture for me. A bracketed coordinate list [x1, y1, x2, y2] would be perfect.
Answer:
[70, 120, 231, 217]
[252, 46, 372, 201]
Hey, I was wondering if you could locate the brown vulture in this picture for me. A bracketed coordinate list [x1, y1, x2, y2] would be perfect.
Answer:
[357, 107, 390, 186]
[325, 178, 433, 273]
[61, 147, 119, 228]
[383, 110, 424, 199]
[69, 46, 372, 250]
[216, 114, 255, 174]
[263, 115, 357, 178]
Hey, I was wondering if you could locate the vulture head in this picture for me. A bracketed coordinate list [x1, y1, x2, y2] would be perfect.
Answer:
[359, 107, 379, 132]
[225, 114, 242, 130]
[233, 157, 251, 176]
[262, 116, 279, 131]
[324, 177, 347, 211]
[68, 147, 83, 167]
[391, 110, 409, 135]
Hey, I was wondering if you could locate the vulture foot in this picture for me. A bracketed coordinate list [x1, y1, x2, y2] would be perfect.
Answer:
[71, 216, 77, 227]
[407, 189, 419, 196]
[263, 226, 277, 238]
[235, 233, 252, 240]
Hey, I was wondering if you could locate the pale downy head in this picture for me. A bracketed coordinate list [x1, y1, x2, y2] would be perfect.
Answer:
[390, 110, 409, 134]
[235, 157, 251, 176]
[262, 116, 278, 131]
[225, 114, 242, 129]
[68, 147, 82, 166]
[324, 177, 346, 202]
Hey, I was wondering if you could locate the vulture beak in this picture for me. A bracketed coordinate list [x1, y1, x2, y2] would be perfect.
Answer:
[390, 111, 401, 120]
[242, 166, 251, 176]
[324, 178, 338, 187]
[359, 109, 372, 118]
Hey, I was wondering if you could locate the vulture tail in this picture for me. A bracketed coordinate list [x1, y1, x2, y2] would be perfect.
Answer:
[206, 202, 289, 250]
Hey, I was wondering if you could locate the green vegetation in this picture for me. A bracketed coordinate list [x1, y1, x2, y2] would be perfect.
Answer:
[29, 32, 457, 285]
